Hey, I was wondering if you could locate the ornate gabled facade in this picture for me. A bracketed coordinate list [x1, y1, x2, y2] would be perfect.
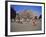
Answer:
[15, 9, 39, 23]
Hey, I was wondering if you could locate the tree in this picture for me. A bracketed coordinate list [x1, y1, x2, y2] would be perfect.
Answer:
[11, 7, 16, 22]
[39, 14, 42, 19]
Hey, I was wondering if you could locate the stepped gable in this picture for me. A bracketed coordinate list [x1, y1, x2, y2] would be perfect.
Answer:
[19, 9, 38, 18]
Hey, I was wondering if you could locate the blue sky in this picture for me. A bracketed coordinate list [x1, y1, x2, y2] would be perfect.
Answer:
[11, 5, 42, 16]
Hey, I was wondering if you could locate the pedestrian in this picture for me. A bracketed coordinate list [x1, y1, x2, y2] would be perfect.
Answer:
[32, 16, 37, 26]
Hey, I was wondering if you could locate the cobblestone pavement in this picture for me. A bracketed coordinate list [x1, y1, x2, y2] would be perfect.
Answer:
[11, 19, 42, 32]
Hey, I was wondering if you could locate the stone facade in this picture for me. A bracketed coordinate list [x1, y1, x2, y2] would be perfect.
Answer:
[15, 10, 38, 24]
